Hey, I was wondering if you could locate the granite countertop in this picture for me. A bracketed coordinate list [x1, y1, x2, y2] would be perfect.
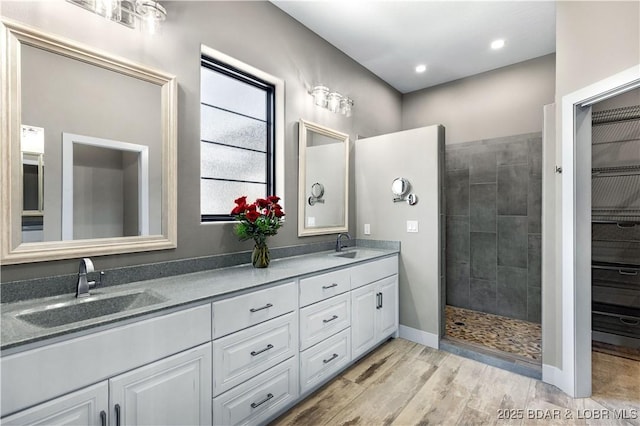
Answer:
[1, 247, 398, 353]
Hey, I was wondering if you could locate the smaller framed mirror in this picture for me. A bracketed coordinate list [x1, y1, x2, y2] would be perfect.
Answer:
[298, 119, 349, 236]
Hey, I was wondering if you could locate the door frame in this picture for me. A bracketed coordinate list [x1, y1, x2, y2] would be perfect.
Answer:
[559, 64, 640, 397]
[62, 132, 149, 240]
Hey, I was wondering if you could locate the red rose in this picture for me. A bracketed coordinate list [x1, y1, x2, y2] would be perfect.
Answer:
[234, 196, 247, 206]
[273, 208, 284, 217]
[246, 203, 257, 211]
[230, 205, 245, 215]
[256, 198, 269, 209]
[245, 210, 260, 222]
[267, 195, 280, 203]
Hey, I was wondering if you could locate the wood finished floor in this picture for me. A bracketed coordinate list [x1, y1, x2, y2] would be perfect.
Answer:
[271, 338, 640, 426]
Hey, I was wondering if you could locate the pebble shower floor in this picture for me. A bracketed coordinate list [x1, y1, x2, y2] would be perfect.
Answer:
[445, 305, 542, 363]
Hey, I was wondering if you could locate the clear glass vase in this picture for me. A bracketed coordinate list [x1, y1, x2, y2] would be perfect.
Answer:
[252, 241, 270, 268]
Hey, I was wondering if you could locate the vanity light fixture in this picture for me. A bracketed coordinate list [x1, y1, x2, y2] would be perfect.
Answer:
[67, 0, 167, 34]
[310, 85, 354, 117]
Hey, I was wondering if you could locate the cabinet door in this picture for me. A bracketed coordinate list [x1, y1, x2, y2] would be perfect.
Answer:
[2, 382, 108, 426]
[109, 343, 212, 426]
[376, 275, 398, 339]
[351, 284, 377, 360]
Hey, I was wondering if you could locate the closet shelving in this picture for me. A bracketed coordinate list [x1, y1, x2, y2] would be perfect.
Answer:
[591, 104, 640, 348]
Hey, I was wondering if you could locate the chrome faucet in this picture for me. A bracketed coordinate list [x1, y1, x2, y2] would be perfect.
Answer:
[335, 232, 351, 252]
[76, 258, 97, 298]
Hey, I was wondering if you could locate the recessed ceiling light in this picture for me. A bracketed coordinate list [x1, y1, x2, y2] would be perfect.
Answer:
[415, 64, 427, 73]
[491, 39, 505, 50]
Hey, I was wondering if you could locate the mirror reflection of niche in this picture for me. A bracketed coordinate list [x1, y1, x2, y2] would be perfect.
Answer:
[72, 144, 140, 239]
[21, 125, 45, 242]
[20, 43, 162, 243]
[305, 130, 346, 228]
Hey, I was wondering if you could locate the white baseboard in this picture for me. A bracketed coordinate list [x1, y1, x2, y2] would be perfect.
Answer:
[542, 363, 566, 390]
[398, 325, 439, 349]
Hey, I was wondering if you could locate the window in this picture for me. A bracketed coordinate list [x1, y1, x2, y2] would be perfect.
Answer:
[200, 46, 284, 221]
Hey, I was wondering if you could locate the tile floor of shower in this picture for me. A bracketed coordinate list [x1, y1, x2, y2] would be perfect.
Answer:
[444, 305, 542, 369]
[445, 305, 640, 369]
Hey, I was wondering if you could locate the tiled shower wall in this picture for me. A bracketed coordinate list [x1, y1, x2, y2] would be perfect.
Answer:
[445, 133, 542, 323]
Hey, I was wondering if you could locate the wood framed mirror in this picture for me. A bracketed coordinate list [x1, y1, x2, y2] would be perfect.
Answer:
[298, 119, 349, 236]
[1, 19, 177, 264]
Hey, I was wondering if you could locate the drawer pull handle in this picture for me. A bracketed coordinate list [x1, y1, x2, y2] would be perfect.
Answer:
[323, 353, 339, 364]
[100, 410, 107, 426]
[250, 303, 273, 313]
[620, 318, 640, 326]
[619, 269, 638, 276]
[323, 283, 338, 289]
[115, 404, 121, 426]
[251, 344, 274, 356]
[251, 393, 274, 409]
[323, 315, 339, 323]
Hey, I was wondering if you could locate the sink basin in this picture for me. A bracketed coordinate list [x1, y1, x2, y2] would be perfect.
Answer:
[332, 249, 368, 259]
[15, 290, 167, 328]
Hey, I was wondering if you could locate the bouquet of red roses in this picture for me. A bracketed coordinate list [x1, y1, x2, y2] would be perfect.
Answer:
[231, 195, 285, 246]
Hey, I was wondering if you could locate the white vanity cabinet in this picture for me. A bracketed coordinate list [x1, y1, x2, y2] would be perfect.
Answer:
[351, 275, 398, 360]
[3, 343, 212, 426]
[1, 251, 399, 426]
[1, 305, 212, 425]
[297, 254, 398, 396]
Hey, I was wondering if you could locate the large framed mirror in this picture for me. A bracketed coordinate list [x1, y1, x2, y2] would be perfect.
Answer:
[1, 19, 177, 264]
[298, 119, 349, 236]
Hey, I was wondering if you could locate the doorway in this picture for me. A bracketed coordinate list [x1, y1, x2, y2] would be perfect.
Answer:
[560, 64, 640, 398]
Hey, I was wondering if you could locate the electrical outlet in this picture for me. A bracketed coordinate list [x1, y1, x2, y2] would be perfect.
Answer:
[406, 220, 419, 233]
[364, 223, 371, 235]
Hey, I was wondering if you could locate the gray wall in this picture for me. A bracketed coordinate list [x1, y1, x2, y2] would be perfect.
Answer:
[1, 0, 402, 281]
[402, 54, 555, 144]
[445, 133, 542, 323]
[355, 126, 444, 339]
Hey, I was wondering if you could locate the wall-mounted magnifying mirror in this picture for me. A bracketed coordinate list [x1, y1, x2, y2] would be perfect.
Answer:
[392, 177, 410, 200]
[1, 19, 177, 264]
[298, 119, 349, 236]
[392, 177, 418, 206]
[308, 182, 325, 206]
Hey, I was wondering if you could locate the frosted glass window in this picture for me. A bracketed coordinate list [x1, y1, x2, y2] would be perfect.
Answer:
[201, 105, 266, 152]
[201, 67, 266, 120]
[201, 142, 266, 183]
[201, 180, 265, 217]
[200, 54, 275, 220]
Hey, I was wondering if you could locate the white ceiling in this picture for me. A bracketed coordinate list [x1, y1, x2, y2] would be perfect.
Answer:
[271, 1, 556, 94]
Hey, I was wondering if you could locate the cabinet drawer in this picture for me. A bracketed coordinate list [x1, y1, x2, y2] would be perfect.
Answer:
[299, 292, 350, 350]
[592, 310, 640, 339]
[299, 269, 350, 307]
[300, 328, 351, 395]
[213, 312, 298, 396]
[213, 357, 298, 426]
[213, 281, 296, 338]
[350, 256, 398, 289]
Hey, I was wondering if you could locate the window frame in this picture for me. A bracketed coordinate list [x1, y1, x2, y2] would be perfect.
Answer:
[199, 45, 285, 223]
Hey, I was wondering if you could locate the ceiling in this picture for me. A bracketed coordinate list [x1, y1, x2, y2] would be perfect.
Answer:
[271, 1, 556, 94]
